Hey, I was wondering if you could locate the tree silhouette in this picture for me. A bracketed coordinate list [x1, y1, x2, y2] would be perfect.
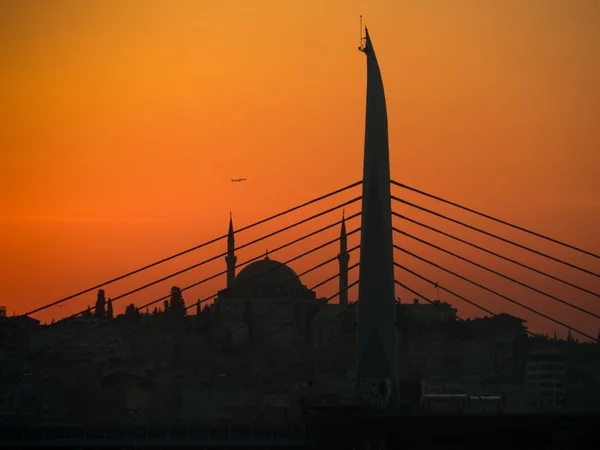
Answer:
[124, 303, 140, 321]
[95, 289, 106, 318]
[106, 298, 113, 319]
[169, 286, 186, 317]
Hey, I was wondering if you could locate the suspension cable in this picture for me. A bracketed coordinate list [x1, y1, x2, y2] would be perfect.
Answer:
[395, 279, 535, 339]
[11, 209, 359, 349]
[20, 198, 360, 340]
[392, 196, 600, 278]
[393, 212, 599, 298]
[8, 181, 362, 323]
[391, 180, 600, 260]
[9, 225, 361, 370]
[393, 227, 600, 320]
[395, 262, 495, 317]
[393, 253, 597, 342]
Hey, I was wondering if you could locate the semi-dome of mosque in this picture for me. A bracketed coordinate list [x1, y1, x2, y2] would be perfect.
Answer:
[232, 254, 305, 295]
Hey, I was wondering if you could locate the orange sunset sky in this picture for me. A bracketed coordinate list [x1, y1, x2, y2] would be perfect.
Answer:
[1, 1, 599, 340]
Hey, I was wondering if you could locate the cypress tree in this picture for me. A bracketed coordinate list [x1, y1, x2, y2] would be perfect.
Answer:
[169, 286, 186, 317]
[124, 303, 140, 320]
[95, 289, 106, 317]
[106, 298, 114, 319]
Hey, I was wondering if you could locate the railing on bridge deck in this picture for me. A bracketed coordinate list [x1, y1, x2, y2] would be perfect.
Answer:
[0, 424, 309, 448]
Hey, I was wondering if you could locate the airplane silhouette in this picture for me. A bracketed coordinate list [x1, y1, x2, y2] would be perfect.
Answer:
[231, 178, 247, 182]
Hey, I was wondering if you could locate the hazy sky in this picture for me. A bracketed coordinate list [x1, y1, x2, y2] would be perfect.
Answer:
[1, 0, 598, 339]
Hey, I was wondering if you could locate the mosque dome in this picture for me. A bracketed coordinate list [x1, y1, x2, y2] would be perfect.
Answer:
[232, 254, 305, 296]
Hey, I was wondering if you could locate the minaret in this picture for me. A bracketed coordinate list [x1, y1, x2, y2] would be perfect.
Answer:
[225, 212, 237, 289]
[337, 211, 350, 312]
[355, 27, 400, 411]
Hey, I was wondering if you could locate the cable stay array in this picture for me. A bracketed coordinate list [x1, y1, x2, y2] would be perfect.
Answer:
[4, 177, 599, 424]
[391, 180, 600, 261]
[6, 180, 362, 325]
[391, 196, 600, 279]
[80, 241, 359, 365]
[393, 227, 600, 320]
[54, 195, 359, 328]
[395, 275, 532, 340]
[392, 251, 597, 342]
[394, 213, 599, 298]
[3, 213, 361, 376]
[1, 204, 361, 412]
[395, 262, 495, 320]
[390, 180, 599, 343]
[9, 196, 361, 347]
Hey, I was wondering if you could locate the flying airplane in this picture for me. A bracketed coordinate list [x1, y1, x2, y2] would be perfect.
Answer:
[231, 178, 247, 182]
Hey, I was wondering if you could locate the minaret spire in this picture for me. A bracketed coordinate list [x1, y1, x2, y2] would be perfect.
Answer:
[337, 212, 350, 312]
[355, 27, 399, 412]
[225, 212, 237, 289]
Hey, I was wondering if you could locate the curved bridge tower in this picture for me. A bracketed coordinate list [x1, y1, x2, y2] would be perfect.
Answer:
[355, 27, 400, 412]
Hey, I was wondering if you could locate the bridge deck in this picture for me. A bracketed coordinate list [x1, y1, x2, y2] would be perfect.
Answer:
[0, 424, 310, 448]
[1, 414, 598, 449]
[307, 408, 598, 449]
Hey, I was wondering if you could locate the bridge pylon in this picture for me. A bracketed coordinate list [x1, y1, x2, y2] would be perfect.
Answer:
[355, 27, 400, 412]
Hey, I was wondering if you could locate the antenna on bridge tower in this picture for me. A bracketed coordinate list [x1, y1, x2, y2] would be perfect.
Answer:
[359, 15, 362, 45]
[358, 15, 366, 52]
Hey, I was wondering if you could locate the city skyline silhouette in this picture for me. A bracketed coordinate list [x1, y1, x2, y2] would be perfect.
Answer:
[1, 3, 599, 446]
[1, 0, 599, 341]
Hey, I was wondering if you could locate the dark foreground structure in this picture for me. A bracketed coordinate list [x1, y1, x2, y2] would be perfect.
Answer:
[0, 413, 598, 449]
[0, 424, 305, 449]
[307, 408, 598, 449]
[3, 23, 598, 450]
